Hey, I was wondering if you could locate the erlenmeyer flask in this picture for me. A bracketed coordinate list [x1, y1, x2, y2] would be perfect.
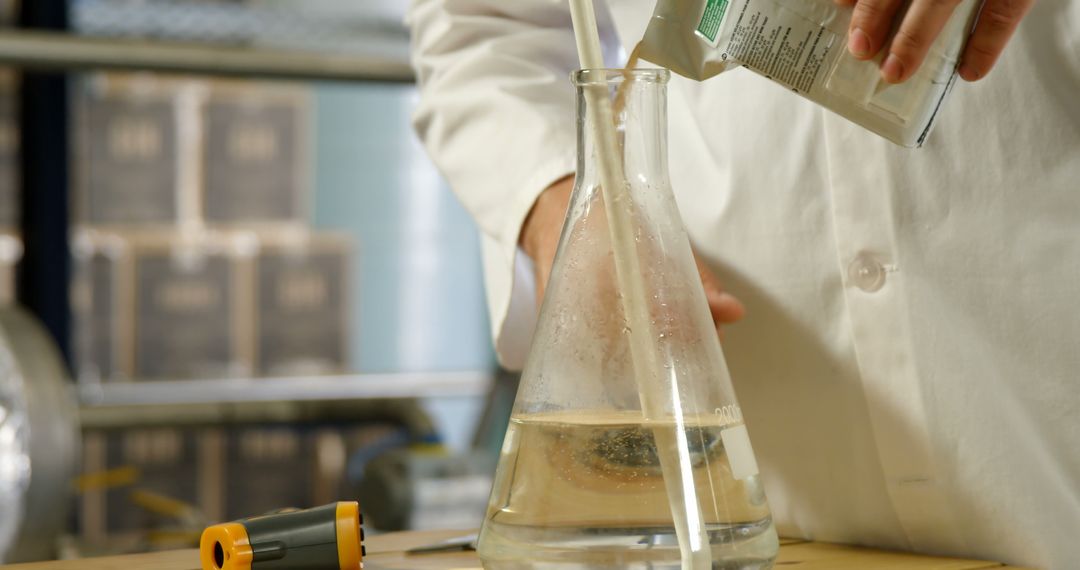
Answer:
[476, 69, 779, 570]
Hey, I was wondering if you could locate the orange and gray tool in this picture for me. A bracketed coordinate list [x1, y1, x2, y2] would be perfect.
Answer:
[200, 501, 365, 570]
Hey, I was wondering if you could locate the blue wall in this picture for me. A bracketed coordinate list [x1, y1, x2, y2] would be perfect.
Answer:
[311, 82, 495, 451]
[311, 82, 496, 374]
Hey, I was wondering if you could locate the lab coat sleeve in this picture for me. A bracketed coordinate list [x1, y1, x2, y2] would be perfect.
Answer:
[407, 0, 619, 369]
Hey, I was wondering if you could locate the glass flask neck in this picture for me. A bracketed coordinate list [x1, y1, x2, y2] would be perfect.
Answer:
[574, 69, 670, 187]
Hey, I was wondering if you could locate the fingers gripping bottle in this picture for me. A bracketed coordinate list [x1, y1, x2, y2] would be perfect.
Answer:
[476, 69, 779, 570]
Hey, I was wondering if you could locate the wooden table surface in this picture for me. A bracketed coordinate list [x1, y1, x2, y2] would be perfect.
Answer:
[1, 529, 1034, 570]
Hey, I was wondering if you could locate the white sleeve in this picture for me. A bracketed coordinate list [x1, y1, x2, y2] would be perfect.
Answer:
[407, 0, 619, 369]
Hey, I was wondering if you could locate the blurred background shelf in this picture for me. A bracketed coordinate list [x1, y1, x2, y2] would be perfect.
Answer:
[0, 0, 507, 562]
[0, 0, 416, 81]
[78, 372, 494, 408]
[0, 30, 414, 82]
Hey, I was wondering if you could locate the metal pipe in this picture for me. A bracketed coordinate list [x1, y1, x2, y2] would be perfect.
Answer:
[0, 30, 414, 83]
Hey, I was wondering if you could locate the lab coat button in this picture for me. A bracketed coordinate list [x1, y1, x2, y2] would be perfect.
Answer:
[849, 253, 886, 292]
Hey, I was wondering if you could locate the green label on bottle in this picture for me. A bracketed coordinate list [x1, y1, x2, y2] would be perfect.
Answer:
[696, 0, 729, 45]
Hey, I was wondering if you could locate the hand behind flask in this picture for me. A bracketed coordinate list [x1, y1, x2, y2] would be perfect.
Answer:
[520, 175, 746, 337]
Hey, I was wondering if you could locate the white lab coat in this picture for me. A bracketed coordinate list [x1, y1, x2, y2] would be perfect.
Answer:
[407, 1, 1080, 567]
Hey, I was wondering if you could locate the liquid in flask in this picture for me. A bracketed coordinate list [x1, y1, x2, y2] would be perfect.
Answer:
[477, 69, 779, 570]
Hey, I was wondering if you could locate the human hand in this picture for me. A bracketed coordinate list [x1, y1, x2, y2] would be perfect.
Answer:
[520, 176, 745, 332]
[842, 0, 1035, 83]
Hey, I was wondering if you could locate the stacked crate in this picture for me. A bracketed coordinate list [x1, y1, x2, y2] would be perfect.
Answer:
[79, 425, 375, 545]
[71, 73, 353, 383]
[201, 82, 311, 228]
[73, 73, 355, 541]
[71, 231, 257, 382]
[254, 233, 352, 376]
[79, 428, 217, 544]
